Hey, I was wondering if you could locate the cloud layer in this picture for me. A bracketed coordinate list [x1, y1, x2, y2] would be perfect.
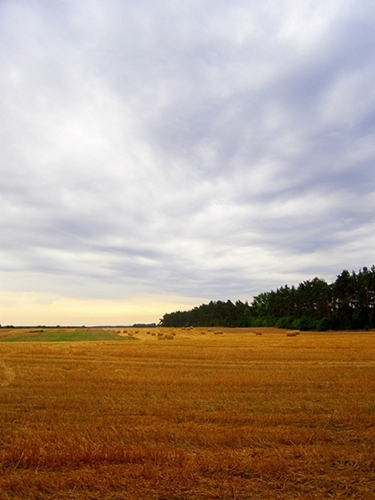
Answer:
[1, 0, 375, 324]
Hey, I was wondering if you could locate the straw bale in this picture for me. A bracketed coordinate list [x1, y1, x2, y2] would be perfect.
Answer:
[286, 330, 300, 337]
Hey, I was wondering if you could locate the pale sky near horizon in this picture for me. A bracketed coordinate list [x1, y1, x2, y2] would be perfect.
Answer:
[1, 0, 375, 325]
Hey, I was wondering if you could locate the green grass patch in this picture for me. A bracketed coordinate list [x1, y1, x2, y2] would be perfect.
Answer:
[0, 329, 137, 342]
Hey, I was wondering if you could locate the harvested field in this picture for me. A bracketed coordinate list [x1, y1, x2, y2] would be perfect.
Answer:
[0, 327, 375, 499]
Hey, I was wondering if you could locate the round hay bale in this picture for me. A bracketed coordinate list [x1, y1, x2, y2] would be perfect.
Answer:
[286, 330, 299, 337]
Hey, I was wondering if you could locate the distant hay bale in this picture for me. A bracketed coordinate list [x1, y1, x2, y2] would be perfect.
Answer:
[151, 332, 156, 336]
[255, 332, 262, 336]
[214, 331, 223, 335]
[146, 330, 151, 334]
[165, 334, 174, 340]
[286, 330, 300, 337]
[200, 331, 206, 335]
[127, 332, 134, 337]
[123, 330, 128, 334]
[158, 335, 166, 340]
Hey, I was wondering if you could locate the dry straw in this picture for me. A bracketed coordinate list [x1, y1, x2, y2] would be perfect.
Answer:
[1, 328, 375, 499]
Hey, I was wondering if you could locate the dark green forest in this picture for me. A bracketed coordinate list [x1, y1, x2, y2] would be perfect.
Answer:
[160, 266, 375, 331]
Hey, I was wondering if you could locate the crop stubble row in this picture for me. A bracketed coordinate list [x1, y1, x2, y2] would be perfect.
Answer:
[0, 328, 375, 499]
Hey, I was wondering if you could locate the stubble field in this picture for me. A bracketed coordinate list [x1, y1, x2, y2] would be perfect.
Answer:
[0, 327, 375, 499]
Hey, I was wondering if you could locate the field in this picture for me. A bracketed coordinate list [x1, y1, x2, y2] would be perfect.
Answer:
[0, 327, 375, 499]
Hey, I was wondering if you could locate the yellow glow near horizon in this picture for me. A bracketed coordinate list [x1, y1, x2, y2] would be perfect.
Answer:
[0, 291, 201, 326]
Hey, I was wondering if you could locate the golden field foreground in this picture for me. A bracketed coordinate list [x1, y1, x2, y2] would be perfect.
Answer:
[0, 327, 375, 499]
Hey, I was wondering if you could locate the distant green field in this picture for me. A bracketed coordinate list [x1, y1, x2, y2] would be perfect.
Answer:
[0, 328, 135, 342]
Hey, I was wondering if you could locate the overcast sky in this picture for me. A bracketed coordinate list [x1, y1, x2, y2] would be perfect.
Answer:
[1, 0, 375, 325]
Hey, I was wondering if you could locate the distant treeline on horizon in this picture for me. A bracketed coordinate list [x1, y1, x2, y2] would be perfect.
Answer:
[159, 266, 375, 331]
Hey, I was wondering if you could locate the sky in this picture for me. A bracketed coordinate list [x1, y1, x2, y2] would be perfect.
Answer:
[1, 0, 375, 326]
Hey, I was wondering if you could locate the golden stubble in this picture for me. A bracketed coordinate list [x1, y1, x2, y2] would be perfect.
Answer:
[0, 327, 375, 499]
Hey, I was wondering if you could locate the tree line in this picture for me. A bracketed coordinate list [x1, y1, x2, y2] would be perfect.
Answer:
[159, 266, 375, 330]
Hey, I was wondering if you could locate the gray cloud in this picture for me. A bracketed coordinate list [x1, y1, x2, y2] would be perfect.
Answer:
[1, 0, 375, 323]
